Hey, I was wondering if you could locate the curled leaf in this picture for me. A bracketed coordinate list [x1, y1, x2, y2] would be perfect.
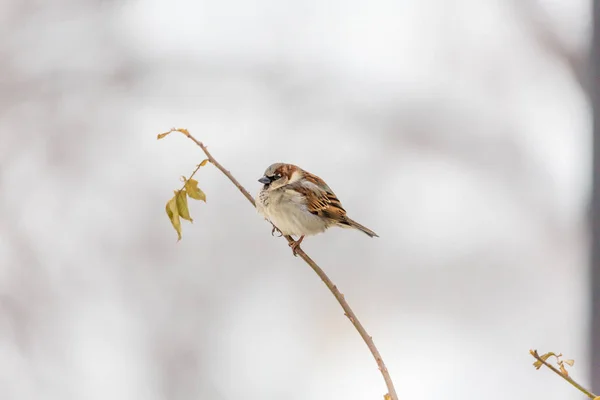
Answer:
[157, 130, 172, 140]
[531, 350, 557, 369]
[185, 178, 206, 202]
[540, 352, 557, 362]
[175, 190, 193, 222]
[540, 352, 556, 361]
[199, 159, 209, 167]
[166, 195, 182, 240]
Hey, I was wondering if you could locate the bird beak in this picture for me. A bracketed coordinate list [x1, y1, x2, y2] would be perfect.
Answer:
[258, 176, 271, 185]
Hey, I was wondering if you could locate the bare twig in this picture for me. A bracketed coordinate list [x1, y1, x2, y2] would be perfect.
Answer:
[178, 159, 208, 191]
[171, 128, 399, 400]
[530, 350, 597, 399]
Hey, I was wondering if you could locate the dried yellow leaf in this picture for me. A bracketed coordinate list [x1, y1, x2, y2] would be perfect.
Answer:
[185, 178, 206, 202]
[533, 360, 543, 369]
[157, 131, 172, 140]
[175, 190, 193, 222]
[166, 195, 182, 240]
[540, 352, 557, 361]
[199, 159, 209, 167]
[383, 394, 392, 400]
[564, 359, 574, 366]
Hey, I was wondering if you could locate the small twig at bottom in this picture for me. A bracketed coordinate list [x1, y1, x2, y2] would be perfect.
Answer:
[530, 350, 597, 399]
[172, 128, 399, 400]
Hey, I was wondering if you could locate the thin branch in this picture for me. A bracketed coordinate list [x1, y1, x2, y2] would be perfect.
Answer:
[530, 350, 597, 399]
[171, 128, 399, 400]
[178, 159, 208, 191]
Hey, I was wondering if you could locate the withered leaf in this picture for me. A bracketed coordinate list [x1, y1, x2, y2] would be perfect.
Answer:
[540, 352, 557, 361]
[157, 131, 172, 140]
[185, 178, 206, 202]
[531, 351, 556, 369]
[166, 195, 182, 240]
[175, 190, 193, 222]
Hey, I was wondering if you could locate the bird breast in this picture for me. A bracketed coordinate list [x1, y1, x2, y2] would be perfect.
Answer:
[257, 187, 330, 236]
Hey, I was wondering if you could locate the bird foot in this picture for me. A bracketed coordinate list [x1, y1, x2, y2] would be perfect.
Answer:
[288, 235, 305, 256]
[271, 226, 283, 237]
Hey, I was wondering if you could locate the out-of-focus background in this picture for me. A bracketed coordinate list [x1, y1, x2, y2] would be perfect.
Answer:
[0, 0, 593, 399]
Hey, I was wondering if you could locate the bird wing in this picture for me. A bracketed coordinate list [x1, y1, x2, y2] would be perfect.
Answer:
[287, 172, 347, 221]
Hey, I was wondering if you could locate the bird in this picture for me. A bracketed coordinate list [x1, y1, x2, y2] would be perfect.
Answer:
[256, 162, 378, 255]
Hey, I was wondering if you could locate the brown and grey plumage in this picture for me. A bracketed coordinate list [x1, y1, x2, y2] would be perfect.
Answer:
[256, 163, 378, 254]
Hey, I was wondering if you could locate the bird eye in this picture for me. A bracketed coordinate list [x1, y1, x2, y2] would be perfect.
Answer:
[273, 174, 281, 180]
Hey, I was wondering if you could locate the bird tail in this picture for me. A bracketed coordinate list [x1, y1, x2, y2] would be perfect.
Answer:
[343, 217, 379, 238]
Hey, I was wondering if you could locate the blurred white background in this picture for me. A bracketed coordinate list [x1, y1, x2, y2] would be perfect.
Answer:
[0, 0, 592, 399]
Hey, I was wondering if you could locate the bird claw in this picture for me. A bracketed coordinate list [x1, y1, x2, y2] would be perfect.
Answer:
[289, 241, 300, 256]
[288, 235, 305, 257]
[271, 226, 283, 237]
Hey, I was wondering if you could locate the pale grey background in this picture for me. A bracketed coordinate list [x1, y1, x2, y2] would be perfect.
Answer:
[0, 0, 591, 399]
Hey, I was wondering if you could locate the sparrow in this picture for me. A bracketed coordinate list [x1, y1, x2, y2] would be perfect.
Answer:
[256, 163, 378, 255]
